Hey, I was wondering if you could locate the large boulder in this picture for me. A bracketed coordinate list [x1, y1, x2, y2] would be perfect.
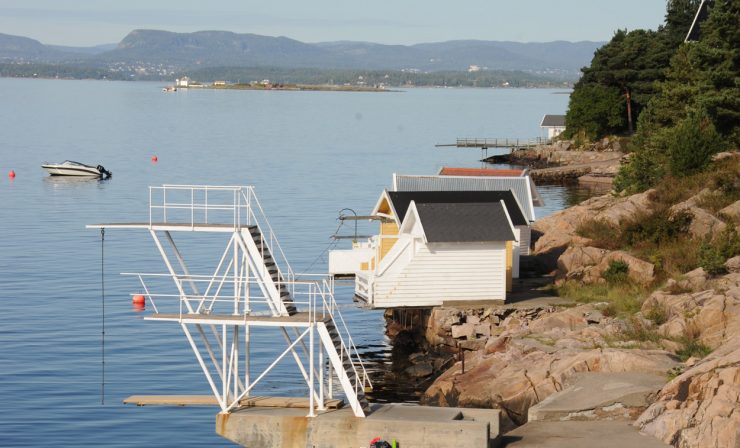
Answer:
[720, 200, 740, 223]
[423, 346, 677, 431]
[533, 190, 655, 259]
[636, 337, 740, 448]
[556, 246, 655, 285]
[670, 191, 727, 241]
[643, 276, 740, 349]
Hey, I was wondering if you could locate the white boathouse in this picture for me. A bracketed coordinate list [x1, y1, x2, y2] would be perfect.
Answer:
[355, 201, 516, 307]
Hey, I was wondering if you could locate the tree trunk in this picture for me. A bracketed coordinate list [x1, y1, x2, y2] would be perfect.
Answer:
[625, 88, 634, 134]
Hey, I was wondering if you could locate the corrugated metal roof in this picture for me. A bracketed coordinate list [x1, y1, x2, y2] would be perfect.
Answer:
[414, 202, 516, 243]
[540, 114, 566, 127]
[393, 175, 539, 222]
[439, 167, 524, 177]
[388, 190, 528, 226]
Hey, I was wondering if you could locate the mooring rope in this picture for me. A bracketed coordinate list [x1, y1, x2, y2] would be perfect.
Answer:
[100, 227, 105, 405]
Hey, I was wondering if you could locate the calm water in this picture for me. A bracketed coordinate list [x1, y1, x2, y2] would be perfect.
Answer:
[0, 78, 585, 446]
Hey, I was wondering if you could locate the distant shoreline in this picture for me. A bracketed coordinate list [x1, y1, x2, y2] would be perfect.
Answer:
[186, 83, 394, 93]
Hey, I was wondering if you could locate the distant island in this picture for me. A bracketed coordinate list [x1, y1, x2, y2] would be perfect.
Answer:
[0, 30, 602, 87]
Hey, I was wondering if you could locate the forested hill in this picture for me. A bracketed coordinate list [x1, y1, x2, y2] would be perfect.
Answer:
[0, 29, 602, 76]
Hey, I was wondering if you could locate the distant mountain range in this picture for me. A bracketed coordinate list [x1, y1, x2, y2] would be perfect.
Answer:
[0, 30, 602, 77]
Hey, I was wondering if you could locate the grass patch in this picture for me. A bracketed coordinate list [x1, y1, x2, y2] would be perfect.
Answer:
[620, 317, 661, 343]
[676, 339, 712, 361]
[603, 260, 630, 284]
[645, 303, 669, 326]
[674, 321, 713, 361]
[556, 281, 648, 317]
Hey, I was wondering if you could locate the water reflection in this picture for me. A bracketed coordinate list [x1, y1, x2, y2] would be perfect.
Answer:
[42, 175, 111, 189]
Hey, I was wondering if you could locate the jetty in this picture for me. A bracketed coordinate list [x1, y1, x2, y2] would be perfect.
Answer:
[436, 137, 551, 150]
[88, 184, 501, 448]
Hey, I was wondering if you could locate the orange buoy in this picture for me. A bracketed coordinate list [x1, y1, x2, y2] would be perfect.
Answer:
[132, 294, 146, 308]
[8, 170, 16, 179]
[151, 155, 158, 162]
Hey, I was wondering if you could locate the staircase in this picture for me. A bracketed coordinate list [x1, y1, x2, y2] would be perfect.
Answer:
[319, 319, 372, 416]
[247, 225, 297, 316]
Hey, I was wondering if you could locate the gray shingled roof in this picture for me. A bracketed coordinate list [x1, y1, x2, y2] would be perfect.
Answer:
[540, 114, 566, 127]
[393, 175, 541, 221]
[414, 202, 516, 243]
[388, 190, 528, 226]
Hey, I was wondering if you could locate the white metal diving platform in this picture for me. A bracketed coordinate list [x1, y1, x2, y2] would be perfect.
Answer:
[88, 184, 373, 418]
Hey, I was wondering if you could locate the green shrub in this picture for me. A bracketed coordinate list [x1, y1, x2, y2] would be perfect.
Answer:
[603, 260, 630, 283]
[667, 112, 727, 176]
[676, 339, 712, 361]
[698, 242, 728, 275]
[621, 209, 692, 246]
[697, 229, 740, 275]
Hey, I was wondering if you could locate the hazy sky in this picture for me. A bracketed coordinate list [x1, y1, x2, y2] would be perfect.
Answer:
[1, 1, 669, 46]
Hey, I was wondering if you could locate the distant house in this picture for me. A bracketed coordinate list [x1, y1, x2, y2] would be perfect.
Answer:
[540, 114, 566, 139]
[176, 76, 190, 87]
[213, 80, 227, 86]
[354, 201, 516, 307]
[685, 0, 715, 42]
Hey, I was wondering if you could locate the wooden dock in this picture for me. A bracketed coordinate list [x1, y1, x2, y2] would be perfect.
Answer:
[124, 395, 345, 409]
[436, 138, 550, 149]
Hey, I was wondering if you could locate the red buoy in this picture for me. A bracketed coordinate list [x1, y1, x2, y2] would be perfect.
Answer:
[132, 294, 146, 309]
[151, 155, 158, 162]
[8, 170, 16, 179]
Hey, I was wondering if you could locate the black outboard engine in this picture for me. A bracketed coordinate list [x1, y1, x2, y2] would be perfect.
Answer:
[97, 165, 112, 178]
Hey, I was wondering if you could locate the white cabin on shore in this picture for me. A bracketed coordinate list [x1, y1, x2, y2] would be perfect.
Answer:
[540, 114, 567, 140]
[355, 201, 516, 307]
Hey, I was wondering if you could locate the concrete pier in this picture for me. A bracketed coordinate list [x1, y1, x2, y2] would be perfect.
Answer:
[216, 403, 501, 447]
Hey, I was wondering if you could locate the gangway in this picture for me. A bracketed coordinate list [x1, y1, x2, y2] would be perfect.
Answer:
[88, 185, 373, 417]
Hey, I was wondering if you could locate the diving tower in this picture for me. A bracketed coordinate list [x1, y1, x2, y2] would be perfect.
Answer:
[88, 185, 372, 418]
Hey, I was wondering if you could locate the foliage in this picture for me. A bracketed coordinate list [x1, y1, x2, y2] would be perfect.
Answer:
[603, 260, 630, 283]
[564, 0, 701, 140]
[615, 0, 739, 192]
[697, 229, 740, 275]
[667, 111, 727, 175]
[675, 321, 712, 361]
[676, 338, 713, 361]
[645, 303, 669, 326]
[564, 84, 625, 139]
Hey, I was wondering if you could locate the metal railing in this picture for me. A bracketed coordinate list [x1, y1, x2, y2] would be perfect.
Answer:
[147, 184, 295, 288]
[455, 137, 550, 148]
[125, 271, 371, 393]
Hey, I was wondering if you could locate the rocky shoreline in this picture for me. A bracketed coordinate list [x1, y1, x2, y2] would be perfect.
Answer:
[484, 138, 625, 185]
[382, 176, 740, 448]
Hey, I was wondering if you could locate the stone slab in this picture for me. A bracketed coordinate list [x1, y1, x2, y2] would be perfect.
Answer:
[501, 421, 670, 448]
[528, 372, 666, 422]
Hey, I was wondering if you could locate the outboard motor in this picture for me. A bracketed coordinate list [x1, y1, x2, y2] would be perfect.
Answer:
[97, 165, 112, 178]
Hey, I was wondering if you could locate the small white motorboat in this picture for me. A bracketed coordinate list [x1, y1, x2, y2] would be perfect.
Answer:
[41, 160, 112, 178]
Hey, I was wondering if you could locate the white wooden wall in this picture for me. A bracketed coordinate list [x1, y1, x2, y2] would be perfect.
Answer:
[516, 225, 531, 256]
[372, 241, 507, 307]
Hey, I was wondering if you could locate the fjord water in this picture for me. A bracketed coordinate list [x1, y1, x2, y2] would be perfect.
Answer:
[0, 78, 574, 447]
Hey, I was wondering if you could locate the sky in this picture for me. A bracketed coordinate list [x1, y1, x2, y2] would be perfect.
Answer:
[0, 0, 670, 47]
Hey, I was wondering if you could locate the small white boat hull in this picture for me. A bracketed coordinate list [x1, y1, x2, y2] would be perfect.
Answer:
[41, 161, 111, 178]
